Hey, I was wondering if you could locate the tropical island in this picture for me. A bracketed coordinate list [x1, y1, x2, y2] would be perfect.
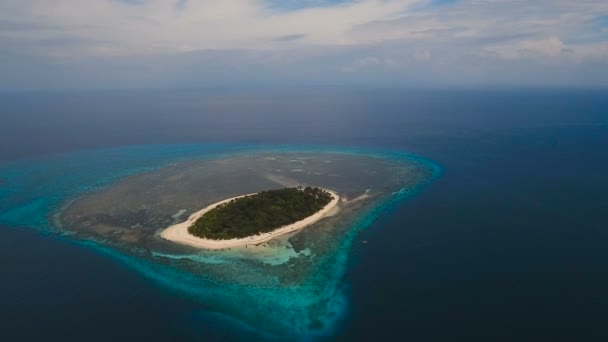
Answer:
[55, 150, 436, 335]
[160, 187, 340, 249]
[190, 187, 333, 239]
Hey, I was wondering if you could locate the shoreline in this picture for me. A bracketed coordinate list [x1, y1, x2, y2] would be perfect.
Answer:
[160, 189, 340, 250]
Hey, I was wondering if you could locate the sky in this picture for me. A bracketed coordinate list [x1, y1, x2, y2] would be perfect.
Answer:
[1, 0, 607, 90]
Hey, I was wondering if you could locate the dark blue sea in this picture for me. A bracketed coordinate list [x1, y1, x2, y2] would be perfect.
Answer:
[1, 88, 607, 341]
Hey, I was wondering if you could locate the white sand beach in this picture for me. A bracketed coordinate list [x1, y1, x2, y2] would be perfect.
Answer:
[160, 189, 340, 250]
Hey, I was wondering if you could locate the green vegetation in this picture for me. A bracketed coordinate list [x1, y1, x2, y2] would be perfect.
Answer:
[189, 187, 333, 240]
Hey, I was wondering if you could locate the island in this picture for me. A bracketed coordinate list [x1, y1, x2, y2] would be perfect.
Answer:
[56, 150, 437, 336]
[160, 187, 340, 249]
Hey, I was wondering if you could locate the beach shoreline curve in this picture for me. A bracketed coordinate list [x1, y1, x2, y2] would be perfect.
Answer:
[160, 189, 339, 249]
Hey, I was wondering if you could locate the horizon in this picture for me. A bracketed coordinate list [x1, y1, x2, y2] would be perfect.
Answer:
[1, 0, 607, 90]
[3, 2, 608, 342]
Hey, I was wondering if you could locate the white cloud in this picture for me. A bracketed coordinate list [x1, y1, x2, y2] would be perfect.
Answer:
[0, 0, 607, 88]
[340, 56, 397, 72]
[484, 36, 567, 60]
[0, 0, 419, 57]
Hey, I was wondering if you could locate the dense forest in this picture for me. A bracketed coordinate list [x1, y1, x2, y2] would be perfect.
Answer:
[189, 187, 333, 240]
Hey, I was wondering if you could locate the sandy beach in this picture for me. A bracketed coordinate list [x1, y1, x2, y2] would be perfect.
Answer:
[160, 189, 340, 249]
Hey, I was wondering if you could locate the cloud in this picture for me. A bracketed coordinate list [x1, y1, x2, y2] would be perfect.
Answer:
[274, 34, 307, 42]
[340, 56, 397, 72]
[0, 0, 607, 89]
[0, 0, 418, 56]
[484, 37, 567, 60]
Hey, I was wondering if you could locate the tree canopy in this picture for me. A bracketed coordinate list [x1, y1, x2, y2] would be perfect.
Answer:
[189, 187, 333, 240]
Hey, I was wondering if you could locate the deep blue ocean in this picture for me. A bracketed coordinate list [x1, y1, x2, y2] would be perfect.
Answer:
[1, 88, 607, 341]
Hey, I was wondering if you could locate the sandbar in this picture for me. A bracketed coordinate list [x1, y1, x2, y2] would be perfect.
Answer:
[160, 189, 340, 249]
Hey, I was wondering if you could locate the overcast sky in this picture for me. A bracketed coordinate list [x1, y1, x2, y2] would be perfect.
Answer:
[1, 0, 607, 90]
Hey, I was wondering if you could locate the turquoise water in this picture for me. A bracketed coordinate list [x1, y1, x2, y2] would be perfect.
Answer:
[0, 143, 439, 338]
[3, 89, 608, 341]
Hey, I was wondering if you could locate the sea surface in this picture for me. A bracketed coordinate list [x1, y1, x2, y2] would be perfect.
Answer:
[1, 88, 607, 341]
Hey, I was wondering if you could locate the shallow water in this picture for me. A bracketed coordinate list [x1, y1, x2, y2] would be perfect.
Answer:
[1, 88, 607, 341]
[0, 145, 439, 338]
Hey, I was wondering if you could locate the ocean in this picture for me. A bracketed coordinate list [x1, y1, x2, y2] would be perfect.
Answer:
[1, 88, 607, 341]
